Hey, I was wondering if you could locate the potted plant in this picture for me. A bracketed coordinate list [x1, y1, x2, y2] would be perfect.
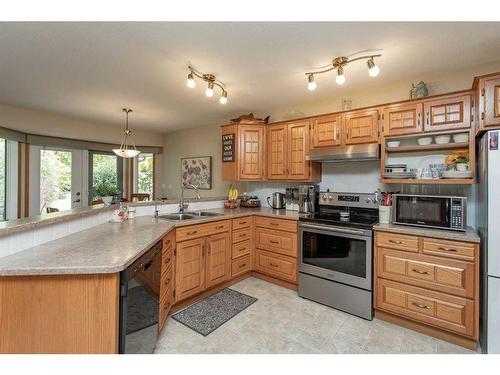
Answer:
[92, 181, 121, 205]
[446, 151, 469, 172]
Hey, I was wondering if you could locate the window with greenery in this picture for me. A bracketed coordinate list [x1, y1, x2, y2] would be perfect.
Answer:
[0, 138, 6, 221]
[40, 149, 72, 213]
[89, 151, 123, 202]
[136, 153, 154, 197]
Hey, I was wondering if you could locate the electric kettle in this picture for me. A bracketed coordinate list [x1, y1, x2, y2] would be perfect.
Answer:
[267, 192, 286, 209]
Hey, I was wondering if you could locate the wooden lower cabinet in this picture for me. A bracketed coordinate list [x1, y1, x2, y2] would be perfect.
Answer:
[374, 230, 479, 348]
[174, 221, 232, 303]
[175, 237, 206, 302]
[254, 249, 297, 283]
[0, 273, 120, 354]
[232, 254, 252, 278]
[205, 232, 231, 288]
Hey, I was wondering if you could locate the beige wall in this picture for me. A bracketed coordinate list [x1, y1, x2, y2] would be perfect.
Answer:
[158, 61, 500, 200]
[158, 126, 248, 199]
[0, 103, 163, 146]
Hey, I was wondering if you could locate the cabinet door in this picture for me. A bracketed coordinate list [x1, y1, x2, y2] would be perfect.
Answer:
[205, 232, 231, 288]
[424, 94, 471, 132]
[175, 238, 205, 302]
[383, 103, 423, 136]
[238, 125, 265, 180]
[311, 115, 342, 148]
[287, 121, 310, 180]
[482, 77, 500, 128]
[344, 109, 379, 144]
[266, 124, 287, 180]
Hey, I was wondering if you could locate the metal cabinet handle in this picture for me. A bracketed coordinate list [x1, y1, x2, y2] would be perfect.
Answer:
[389, 239, 405, 244]
[412, 269, 430, 275]
[163, 301, 171, 310]
[417, 112, 421, 126]
[165, 239, 171, 246]
[426, 111, 430, 125]
[270, 222, 279, 226]
[239, 233, 246, 237]
[412, 302, 431, 310]
[270, 262, 279, 268]
[187, 230, 198, 235]
[164, 257, 171, 264]
[239, 263, 247, 268]
[164, 278, 171, 285]
[438, 247, 457, 252]
[216, 225, 224, 230]
[270, 240, 279, 244]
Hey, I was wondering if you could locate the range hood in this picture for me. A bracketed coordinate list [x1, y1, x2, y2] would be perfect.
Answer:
[306, 143, 380, 162]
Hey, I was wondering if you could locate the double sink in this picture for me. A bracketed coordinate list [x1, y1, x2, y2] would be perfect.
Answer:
[157, 211, 223, 221]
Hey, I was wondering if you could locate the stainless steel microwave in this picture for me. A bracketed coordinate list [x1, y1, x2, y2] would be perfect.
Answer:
[392, 194, 467, 231]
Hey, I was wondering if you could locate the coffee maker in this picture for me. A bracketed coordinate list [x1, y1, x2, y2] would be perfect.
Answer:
[298, 185, 320, 213]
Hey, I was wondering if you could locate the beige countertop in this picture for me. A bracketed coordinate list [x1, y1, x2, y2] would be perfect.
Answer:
[0, 196, 227, 238]
[373, 223, 480, 243]
[0, 207, 301, 276]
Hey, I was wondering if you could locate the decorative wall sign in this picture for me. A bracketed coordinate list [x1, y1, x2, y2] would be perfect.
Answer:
[181, 156, 212, 189]
[222, 133, 235, 162]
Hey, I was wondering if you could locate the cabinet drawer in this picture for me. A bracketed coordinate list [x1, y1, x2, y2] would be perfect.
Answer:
[161, 245, 174, 275]
[377, 248, 475, 298]
[422, 238, 476, 261]
[232, 216, 252, 230]
[232, 255, 252, 278]
[176, 220, 230, 242]
[254, 249, 297, 283]
[232, 239, 251, 259]
[163, 230, 175, 251]
[233, 228, 252, 244]
[159, 286, 174, 328]
[376, 279, 475, 338]
[255, 216, 297, 233]
[255, 228, 297, 258]
[160, 267, 174, 292]
[376, 232, 419, 253]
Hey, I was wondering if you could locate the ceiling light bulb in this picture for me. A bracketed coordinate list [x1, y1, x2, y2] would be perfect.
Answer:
[367, 59, 380, 77]
[336, 66, 345, 85]
[219, 91, 228, 104]
[205, 82, 214, 97]
[187, 72, 196, 88]
[307, 74, 317, 91]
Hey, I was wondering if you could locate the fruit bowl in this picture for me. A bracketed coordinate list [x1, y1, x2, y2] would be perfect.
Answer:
[224, 201, 238, 209]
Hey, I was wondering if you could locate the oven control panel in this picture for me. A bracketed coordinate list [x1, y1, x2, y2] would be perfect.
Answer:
[319, 192, 380, 209]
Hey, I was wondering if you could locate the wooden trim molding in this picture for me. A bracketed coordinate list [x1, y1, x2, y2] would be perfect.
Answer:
[24, 143, 30, 218]
[17, 142, 22, 219]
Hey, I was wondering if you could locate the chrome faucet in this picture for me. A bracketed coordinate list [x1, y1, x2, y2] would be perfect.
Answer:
[179, 184, 201, 213]
[154, 199, 160, 218]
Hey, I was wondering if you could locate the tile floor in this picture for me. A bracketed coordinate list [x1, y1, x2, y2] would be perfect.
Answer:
[152, 277, 477, 354]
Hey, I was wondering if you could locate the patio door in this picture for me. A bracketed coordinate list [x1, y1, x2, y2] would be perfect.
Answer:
[39, 148, 85, 214]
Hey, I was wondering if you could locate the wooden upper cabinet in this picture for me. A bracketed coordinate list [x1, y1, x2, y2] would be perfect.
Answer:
[423, 94, 471, 132]
[310, 115, 342, 148]
[266, 124, 287, 180]
[205, 232, 231, 288]
[238, 125, 265, 180]
[175, 237, 205, 302]
[383, 102, 423, 136]
[479, 75, 500, 129]
[287, 121, 311, 180]
[344, 109, 379, 144]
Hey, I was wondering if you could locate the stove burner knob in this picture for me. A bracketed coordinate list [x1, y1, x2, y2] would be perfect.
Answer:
[365, 198, 372, 203]
[328, 195, 334, 201]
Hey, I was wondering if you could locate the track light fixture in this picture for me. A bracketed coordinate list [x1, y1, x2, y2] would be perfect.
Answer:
[305, 54, 381, 91]
[186, 66, 228, 104]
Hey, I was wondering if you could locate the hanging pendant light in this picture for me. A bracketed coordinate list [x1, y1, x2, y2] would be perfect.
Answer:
[113, 108, 141, 158]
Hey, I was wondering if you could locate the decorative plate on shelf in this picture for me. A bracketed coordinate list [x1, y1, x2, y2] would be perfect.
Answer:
[442, 170, 473, 179]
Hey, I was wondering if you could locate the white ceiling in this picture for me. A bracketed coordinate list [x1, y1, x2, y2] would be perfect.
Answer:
[0, 22, 499, 133]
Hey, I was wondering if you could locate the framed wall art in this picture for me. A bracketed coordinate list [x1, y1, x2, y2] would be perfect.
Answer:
[181, 156, 212, 189]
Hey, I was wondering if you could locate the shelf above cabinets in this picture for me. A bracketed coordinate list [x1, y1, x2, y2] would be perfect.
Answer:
[380, 178, 474, 185]
[385, 142, 469, 153]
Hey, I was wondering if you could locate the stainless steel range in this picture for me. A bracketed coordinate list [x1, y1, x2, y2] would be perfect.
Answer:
[298, 192, 379, 320]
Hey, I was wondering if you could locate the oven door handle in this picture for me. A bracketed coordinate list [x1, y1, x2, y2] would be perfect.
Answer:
[299, 223, 368, 236]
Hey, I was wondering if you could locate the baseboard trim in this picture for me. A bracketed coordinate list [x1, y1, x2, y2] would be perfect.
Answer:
[375, 310, 478, 351]
[251, 271, 298, 291]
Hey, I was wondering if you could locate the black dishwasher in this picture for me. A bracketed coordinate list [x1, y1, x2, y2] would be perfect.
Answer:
[119, 240, 162, 354]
